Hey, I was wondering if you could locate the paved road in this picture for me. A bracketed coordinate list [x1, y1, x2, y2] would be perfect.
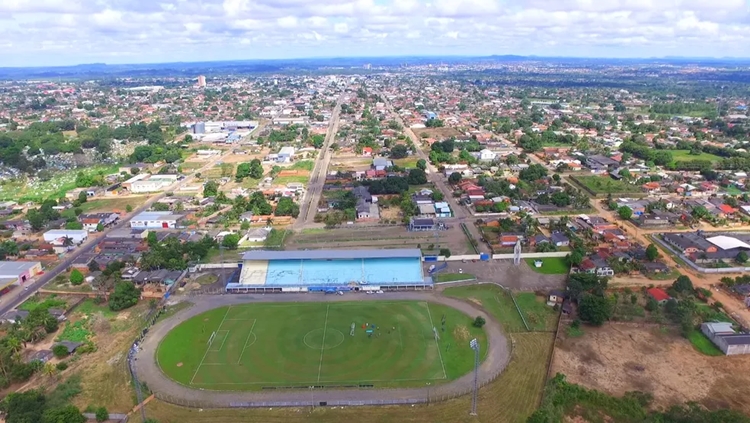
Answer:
[0, 152, 228, 316]
[134, 292, 510, 407]
[379, 93, 488, 253]
[296, 96, 345, 228]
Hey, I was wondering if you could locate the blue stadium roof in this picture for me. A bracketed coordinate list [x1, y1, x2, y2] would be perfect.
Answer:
[242, 249, 422, 261]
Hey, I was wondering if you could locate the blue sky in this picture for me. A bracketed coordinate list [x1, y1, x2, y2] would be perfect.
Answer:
[2, 0, 750, 67]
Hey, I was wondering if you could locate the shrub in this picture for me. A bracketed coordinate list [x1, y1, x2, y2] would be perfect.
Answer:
[52, 344, 69, 359]
[473, 316, 486, 328]
[70, 269, 84, 286]
[56, 362, 68, 371]
[95, 406, 108, 422]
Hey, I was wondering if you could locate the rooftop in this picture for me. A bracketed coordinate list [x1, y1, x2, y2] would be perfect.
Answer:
[706, 235, 750, 251]
[243, 249, 422, 261]
[0, 261, 41, 277]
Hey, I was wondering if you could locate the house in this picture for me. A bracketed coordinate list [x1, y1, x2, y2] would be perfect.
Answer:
[418, 203, 436, 217]
[0, 261, 43, 289]
[434, 202, 451, 218]
[78, 212, 119, 232]
[641, 261, 670, 275]
[547, 289, 566, 306]
[478, 149, 497, 162]
[646, 287, 671, 304]
[412, 194, 433, 205]
[372, 157, 392, 171]
[532, 234, 550, 246]
[43, 229, 88, 246]
[362, 147, 373, 156]
[550, 232, 570, 247]
[585, 154, 618, 170]
[408, 217, 444, 231]
[241, 228, 271, 243]
[636, 212, 676, 228]
[130, 211, 183, 229]
[500, 235, 519, 247]
[701, 322, 750, 355]
[277, 146, 295, 163]
[662, 233, 715, 255]
[1, 309, 29, 324]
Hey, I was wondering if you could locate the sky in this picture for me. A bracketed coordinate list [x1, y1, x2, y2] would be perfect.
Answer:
[2, 0, 750, 67]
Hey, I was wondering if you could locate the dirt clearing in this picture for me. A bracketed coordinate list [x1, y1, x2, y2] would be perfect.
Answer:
[552, 323, 750, 413]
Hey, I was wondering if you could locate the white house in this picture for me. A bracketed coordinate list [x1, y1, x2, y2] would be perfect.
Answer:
[277, 147, 295, 163]
[478, 149, 497, 162]
[241, 228, 271, 244]
[130, 211, 182, 229]
[43, 229, 88, 246]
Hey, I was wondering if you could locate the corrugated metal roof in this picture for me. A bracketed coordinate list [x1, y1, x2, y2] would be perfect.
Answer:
[242, 249, 422, 261]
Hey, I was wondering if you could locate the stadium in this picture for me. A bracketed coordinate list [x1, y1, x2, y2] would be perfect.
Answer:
[225, 249, 432, 293]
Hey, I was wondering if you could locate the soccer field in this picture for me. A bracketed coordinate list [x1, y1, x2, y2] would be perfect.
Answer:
[156, 301, 486, 390]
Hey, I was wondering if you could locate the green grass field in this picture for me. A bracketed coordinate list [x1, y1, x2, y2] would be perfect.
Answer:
[274, 175, 310, 185]
[686, 329, 724, 356]
[157, 301, 486, 390]
[0, 164, 119, 202]
[525, 257, 570, 275]
[435, 273, 476, 283]
[670, 149, 722, 163]
[572, 175, 642, 194]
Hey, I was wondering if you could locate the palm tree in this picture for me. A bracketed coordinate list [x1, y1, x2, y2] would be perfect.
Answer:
[43, 362, 58, 379]
[5, 337, 21, 354]
[62, 236, 74, 248]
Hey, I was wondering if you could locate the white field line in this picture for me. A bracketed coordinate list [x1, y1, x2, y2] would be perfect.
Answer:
[190, 306, 231, 385]
[317, 304, 330, 382]
[237, 319, 257, 364]
[424, 302, 447, 379]
[215, 330, 229, 352]
[191, 376, 447, 385]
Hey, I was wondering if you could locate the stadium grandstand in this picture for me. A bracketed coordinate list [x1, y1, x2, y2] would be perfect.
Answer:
[225, 249, 431, 293]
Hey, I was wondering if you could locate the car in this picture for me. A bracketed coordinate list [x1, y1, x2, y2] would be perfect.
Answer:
[337, 291, 344, 295]
[462, 259, 467, 263]
[376, 290, 384, 294]
[366, 291, 372, 294]
[458, 269, 463, 274]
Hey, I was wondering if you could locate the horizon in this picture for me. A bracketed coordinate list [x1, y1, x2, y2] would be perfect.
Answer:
[3, 0, 750, 67]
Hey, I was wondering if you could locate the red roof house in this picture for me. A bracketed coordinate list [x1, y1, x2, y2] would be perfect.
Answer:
[646, 287, 670, 304]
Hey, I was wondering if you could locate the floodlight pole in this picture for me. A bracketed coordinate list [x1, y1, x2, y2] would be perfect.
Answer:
[469, 338, 480, 416]
[310, 386, 314, 411]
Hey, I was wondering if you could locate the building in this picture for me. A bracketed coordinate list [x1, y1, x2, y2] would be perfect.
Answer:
[241, 228, 271, 243]
[277, 146, 295, 163]
[372, 157, 393, 171]
[78, 212, 119, 232]
[192, 122, 206, 134]
[43, 229, 88, 246]
[585, 154, 618, 170]
[130, 211, 183, 229]
[197, 75, 206, 87]
[701, 322, 750, 355]
[0, 261, 43, 290]
[478, 149, 497, 161]
[229, 249, 431, 292]
[409, 217, 444, 231]
[122, 174, 178, 193]
[646, 287, 671, 304]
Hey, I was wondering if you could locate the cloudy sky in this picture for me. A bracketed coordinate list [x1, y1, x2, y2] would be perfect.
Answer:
[2, 0, 750, 67]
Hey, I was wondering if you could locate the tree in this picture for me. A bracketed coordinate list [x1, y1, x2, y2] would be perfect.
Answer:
[95, 406, 108, 422]
[518, 164, 547, 182]
[439, 248, 451, 258]
[76, 191, 88, 205]
[249, 159, 263, 179]
[3, 390, 46, 423]
[69, 269, 84, 286]
[578, 293, 612, 325]
[691, 205, 709, 219]
[235, 163, 251, 180]
[221, 233, 240, 250]
[52, 345, 69, 359]
[95, 223, 104, 232]
[416, 159, 427, 170]
[390, 144, 408, 159]
[274, 197, 300, 217]
[407, 168, 427, 185]
[65, 221, 83, 230]
[646, 244, 659, 261]
[737, 251, 749, 264]
[125, 204, 133, 213]
[472, 316, 486, 328]
[203, 180, 219, 197]
[61, 236, 74, 248]
[617, 206, 633, 220]
[41, 405, 86, 423]
[108, 281, 140, 311]
[672, 275, 694, 293]
[567, 250, 584, 266]
[448, 172, 462, 184]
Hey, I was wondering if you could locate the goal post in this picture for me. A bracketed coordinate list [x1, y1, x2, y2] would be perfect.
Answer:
[433, 327, 440, 341]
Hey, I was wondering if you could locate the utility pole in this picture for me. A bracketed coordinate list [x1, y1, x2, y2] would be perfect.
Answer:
[469, 338, 480, 416]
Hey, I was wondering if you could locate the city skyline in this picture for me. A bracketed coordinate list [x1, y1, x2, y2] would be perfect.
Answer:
[2, 0, 750, 67]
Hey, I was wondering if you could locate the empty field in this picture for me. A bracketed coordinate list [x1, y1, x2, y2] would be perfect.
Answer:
[79, 196, 149, 212]
[572, 175, 642, 194]
[156, 301, 486, 390]
[670, 149, 723, 163]
[524, 257, 570, 275]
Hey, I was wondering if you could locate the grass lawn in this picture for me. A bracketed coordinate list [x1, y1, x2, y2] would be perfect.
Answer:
[79, 196, 149, 213]
[0, 164, 120, 202]
[514, 293, 559, 331]
[274, 175, 310, 185]
[394, 157, 419, 168]
[572, 175, 642, 194]
[443, 284, 527, 333]
[686, 329, 724, 356]
[75, 298, 118, 319]
[725, 185, 744, 196]
[670, 149, 722, 163]
[525, 257, 570, 275]
[19, 295, 67, 311]
[435, 273, 476, 283]
[290, 160, 314, 171]
[157, 301, 486, 390]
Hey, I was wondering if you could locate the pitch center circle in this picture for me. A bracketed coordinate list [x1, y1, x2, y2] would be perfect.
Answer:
[303, 328, 345, 350]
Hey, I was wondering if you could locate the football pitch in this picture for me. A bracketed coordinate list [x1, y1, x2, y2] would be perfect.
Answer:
[156, 301, 487, 390]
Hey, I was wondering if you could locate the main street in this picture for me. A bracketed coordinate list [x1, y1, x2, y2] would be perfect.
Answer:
[0, 152, 228, 316]
[379, 92, 489, 253]
[295, 95, 345, 228]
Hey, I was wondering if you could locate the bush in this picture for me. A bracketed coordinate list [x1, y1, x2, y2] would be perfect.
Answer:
[472, 316, 486, 328]
[108, 281, 140, 311]
[95, 406, 108, 422]
[439, 248, 451, 258]
[69, 269, 84, 286]
[55, 362, 68, 371]
[52, 344, 69, 359]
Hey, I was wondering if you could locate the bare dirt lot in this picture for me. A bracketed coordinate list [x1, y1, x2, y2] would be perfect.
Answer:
[552, 323, 750, 413]
[432, 260, 566, 290]
[415, 127, 464, 140]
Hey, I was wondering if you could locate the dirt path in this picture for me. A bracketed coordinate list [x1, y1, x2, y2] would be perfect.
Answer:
[134, 292, 510, 407]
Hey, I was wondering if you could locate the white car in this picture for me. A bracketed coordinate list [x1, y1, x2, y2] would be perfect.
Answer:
[458, 269, 463, 274]
[376, 290, 384, 294]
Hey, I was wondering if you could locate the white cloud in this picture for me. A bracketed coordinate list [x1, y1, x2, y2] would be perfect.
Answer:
[2, 0, 750, 66]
